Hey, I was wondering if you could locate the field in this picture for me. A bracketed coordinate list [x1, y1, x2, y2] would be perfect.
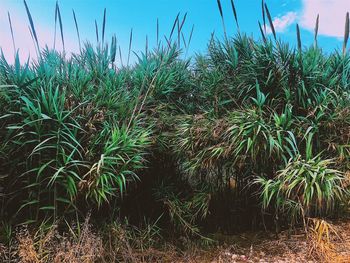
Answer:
[1, 1, 350, 262]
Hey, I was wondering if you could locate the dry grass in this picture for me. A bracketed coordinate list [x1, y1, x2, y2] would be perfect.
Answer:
[17, 228, 40, 263]
[2, 218, 350, 262]
[53, 218, 103, 263]
[306, 218, 340, 262]
[2, 216, 102, 263]
[171, 218, 350, 262]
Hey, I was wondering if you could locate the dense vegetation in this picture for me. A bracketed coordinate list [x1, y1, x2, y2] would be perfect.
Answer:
[1, 0, 350, 262]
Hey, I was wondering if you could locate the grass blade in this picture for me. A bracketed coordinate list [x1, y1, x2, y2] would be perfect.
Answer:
[102, 8, 106, 44]
[217, 0, 223, 19]
[119, 45, 124, 67]
[230, 0, 239, 32]
[179, 13, 187, 34]
[177, 17, 180, 46]
[314, 14, 319, 48]
[265, 3, 276, 41]
[28, 26, 39, 58]
[262, 0, 266, 34]
[170, 13, 179, 40]
[54, 2, 58, 49]
[217, 0, 227, 39]
[164, 35, 171, 48]
[258, 21, 266, 43]
[343, 12, 349, 55]
[296, 24, 301, 52]
[72, 10, 81, 51]
[185, 24, 194, 57]
[110, 34, 116, 64]
[181, 32, 187, 48]
[188, 25, 194, 47]
[210, 31, 216, 45]
[56, 2, 65, 51]
[95, 20, 99, 43]
[296, 24, 303, 73]
[23, 0, 39, 52]
[7, 12, 16, 54]
[178, 13, 187, 46]
[127, 28, 133, 67]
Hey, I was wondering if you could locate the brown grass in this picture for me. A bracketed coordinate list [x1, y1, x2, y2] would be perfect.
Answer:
[17, 228, 40, 263]
[3, 216, 102, 263]
[53, 217, 103, 263]
[2, 217, 350, 262]
[306, 218, 340, 262]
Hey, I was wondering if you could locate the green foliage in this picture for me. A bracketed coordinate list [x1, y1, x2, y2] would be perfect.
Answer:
[256, 156, 347, 225]
[84, 125, 151, 206]
[1, 3, 350, 237]
[0, 44, 152, 221]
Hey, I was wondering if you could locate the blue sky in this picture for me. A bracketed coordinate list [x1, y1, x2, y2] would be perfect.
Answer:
[0, 0, 349, 63]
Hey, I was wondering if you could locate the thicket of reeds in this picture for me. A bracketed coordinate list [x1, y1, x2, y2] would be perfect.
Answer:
[1, 0, 350, 262]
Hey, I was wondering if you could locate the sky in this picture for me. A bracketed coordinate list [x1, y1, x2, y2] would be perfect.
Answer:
[0, 0, 349, 63]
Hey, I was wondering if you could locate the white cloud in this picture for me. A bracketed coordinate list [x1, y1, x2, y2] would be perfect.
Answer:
[300, 0, 350, 38]
[266, 12, 298, 34]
